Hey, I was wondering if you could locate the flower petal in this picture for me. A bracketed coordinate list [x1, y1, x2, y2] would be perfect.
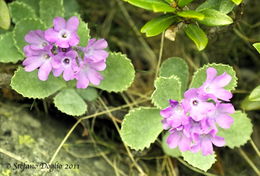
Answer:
[66, 16, 79, 32]
[38, 61, 52, 81]
[167, 132, 181, 149]
[201, 138, 213, 156]
[213, 72, 232, 88]
[216, 114, 234, 129]
[211, 136, 225, 147]
[45, 29, 59, 43]
[63, 68, 74, 81]
[76, 72, 89, 89]
[53, 17, 66, 31]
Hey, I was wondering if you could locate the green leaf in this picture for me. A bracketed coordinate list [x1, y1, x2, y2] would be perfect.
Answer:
[159, 57, 189, 93]
[13, 18, 46, 55]
[249, 85, 260, 101]
[77, 15, 90, 46]
[141, 14, 178, 37]
[54, 88, 87, 116]
[9, 2, 36, 23]
[241, 96, 260, 111]
[162, 133, 181, 157]
[151, 76, 182, 109]
[230, 0, 242, 5]
[177, 0, 194, 7]
[218, 111, 253, 148]
[120, 107, 163, 150]
[17, 0, 39, 13]
[181, 151, 216, 172]
[253, 43, 260, 54]
[0, 33, 23, 63]
[177, 10, 204, 20]
[97, 52, 135, 92]
[124, 0, 175, 12]
[76, 87, 98, 101]
[219, 0, 235, 14]
[39, 0, 64, 26]
[64, 0, 79, 17]
[190, 63, 237, 91]
[11, 67, 66, 99]
[0, 0, 10, 30]
[198, 9, 233, 26]
[196, 0, 235, 14]
[184, 24, 208, 51]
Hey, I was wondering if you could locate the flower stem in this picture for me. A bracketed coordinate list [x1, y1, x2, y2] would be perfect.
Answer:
[238, 148, 260, 176]
[155, 31, 165, 80]
[250, 139, 260, 157]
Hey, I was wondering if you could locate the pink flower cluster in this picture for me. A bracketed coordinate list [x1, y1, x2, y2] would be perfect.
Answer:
[161, 68, 235, 155]
[23, 16, 109, 89]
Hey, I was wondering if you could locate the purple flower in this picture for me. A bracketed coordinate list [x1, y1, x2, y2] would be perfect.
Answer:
[191, 130, 225, 155]
[182, 88, 215, 121]
[82, 38, 109, 62]
[161, 100, 189, 129]
[24, 30, 49, 50]
[45, 16, 79, 48]
[200, 67, 232, 101]
[167, 126, 192, 151]
[22, 46, 54, 81]
[52, 51, 79, 81]
[75, 58, 106, 89]
[207, 103, 234, 129]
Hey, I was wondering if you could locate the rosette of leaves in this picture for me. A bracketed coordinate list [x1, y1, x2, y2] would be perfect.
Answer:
[120, 57, 253, 172]
[0, 0, 135, 116]
[123, 0, 242, 51]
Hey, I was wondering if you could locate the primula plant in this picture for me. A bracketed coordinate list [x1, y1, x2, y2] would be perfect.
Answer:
[0, 0, 135, 116]
[0, 0, 259, 175]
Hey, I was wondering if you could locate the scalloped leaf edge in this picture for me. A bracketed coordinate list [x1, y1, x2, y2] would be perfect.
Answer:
[9, 1, 36, 23]
[120, 107, 162, 150]
[53, 88, 87, 116]
[0, 32, 24, 63]
[189, 63, 238, 91]
[97, 52, 135, 93]
[12, 18, 46, 55]
[151, 75, 182, 109]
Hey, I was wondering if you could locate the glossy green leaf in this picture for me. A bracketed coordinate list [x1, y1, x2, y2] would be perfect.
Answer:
[11, 67, 66, 99]
[17, 0, 39, 13]
[162, 133, 181, 157]
[177, 0, 194, 7]
[230, 0, 242, 5]
[249, 85, 260, 101]
[39, 0, 64, 26]
[219, 0, 235, 14]
[97, 52, 135, 92]
[218, 111, 253, 148]
[141, 14, 177, 37]
[123, 0, 175, 12]
[253, 43, 260, 54]
[9, 2, 36, 23]
[190, 63, 237, 91]
[177, 10, 204, 20]
[77, 15, 90, 46]
[241, 96, 260, 111]
[196, 0, 235, 14]
[159, 57, 189, 93]
[13, 18, 46, 55]
[54, 88, 87, 116]
[198, 9, 233, 26]
[181, 151, 216, 172]
[76, 87, 98, 102]
[0, 0, 10, 30]
[0, 33, 23, 63]
[120, 107, 163, 150]
[184, 24, 208, 51]
[151, 76, 182, 109]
